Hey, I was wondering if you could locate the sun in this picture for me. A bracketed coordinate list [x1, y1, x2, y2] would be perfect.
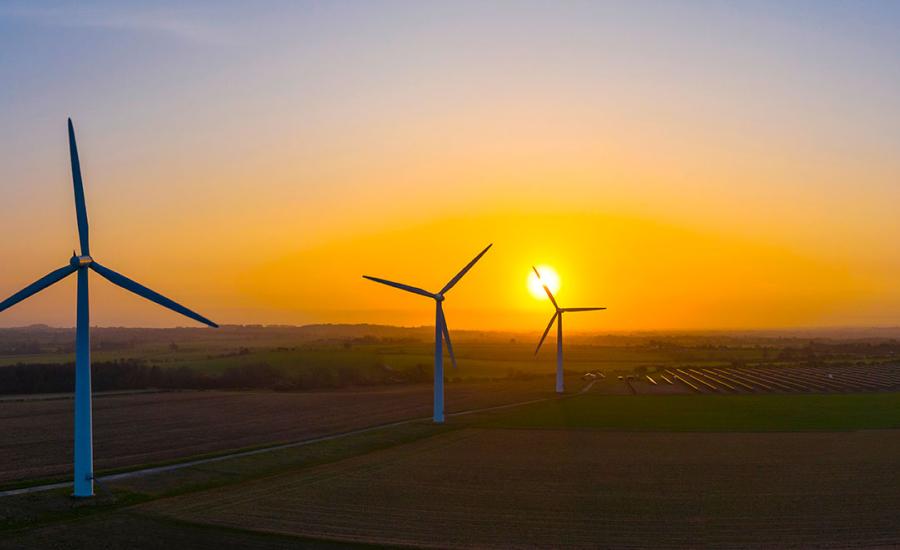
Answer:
[528, 265, 561, 301]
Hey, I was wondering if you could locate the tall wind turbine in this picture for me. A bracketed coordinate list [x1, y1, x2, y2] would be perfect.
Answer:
[533, 266, 604, 394]
[364, 244, 491, 423]
[0, 119, 218, 497]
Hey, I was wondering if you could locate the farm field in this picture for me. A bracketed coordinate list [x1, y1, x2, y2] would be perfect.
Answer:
[0, 376, 576, 486]
[0, 512, 352, 550]
[3, 325, 899, 386]
[0, 391, 897, 548]
[486, 392, 900, 431]
[141, 426, 900, 548]
[2, 327, 900, 548]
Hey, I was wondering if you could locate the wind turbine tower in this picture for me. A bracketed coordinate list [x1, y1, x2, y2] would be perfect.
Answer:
[0, 119, 218, 497]
[533, 266, 605, 393]
[364, 244, 491, 423]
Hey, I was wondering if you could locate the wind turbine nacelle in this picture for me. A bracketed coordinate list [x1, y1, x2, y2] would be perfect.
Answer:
[70, 255, 93, 267]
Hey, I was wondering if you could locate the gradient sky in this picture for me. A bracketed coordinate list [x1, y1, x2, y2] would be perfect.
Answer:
[1, 1, 899, 331]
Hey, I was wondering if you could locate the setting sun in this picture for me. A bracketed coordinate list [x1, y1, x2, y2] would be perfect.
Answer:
[528, 265, 561, 301]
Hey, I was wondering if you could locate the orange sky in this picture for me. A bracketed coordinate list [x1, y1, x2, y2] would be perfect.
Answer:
[1, 3, 899, 331]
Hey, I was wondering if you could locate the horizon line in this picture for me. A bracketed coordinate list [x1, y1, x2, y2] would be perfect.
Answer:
[2, 322, 900, 336]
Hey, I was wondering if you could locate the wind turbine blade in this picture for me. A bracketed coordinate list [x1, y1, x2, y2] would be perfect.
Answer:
[541, 284, 559, 309]
[0, 265, 77, 313]
[562, 307, 606, 312]
[534, 311, 559, 355]
[440, 243, 492, 295]
[90, 262, 218, 328]
[68, 119, 90, 256]
[438, 304, 457, 369]
[531, 266, 559, 309]
[362, 276, 435, 298]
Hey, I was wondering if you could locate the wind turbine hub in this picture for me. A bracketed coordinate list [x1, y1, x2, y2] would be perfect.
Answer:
[70, 255, 93, 267]
[435, 293, 445, 302]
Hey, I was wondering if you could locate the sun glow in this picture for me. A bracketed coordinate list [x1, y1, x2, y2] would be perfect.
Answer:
[528, 265, 560, 301]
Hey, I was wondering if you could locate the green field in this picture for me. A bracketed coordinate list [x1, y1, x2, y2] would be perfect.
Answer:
[485, 392, 900, 431]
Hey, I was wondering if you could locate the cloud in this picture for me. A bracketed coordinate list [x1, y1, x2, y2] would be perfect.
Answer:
[0, 4, 226, 44]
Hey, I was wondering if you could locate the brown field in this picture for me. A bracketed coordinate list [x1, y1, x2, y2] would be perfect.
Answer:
[0, 512, 334, 550]
[0, 376, 578, 485]
[143, 428, 900, 549]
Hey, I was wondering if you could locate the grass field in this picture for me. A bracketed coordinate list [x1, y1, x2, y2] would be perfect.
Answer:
[484, 392, 900, 431]
[0, 341, 762, 379]
[3, 325, 898, 381]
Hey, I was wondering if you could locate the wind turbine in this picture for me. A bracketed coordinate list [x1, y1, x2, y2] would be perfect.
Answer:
[0, 119, 218, 497]
[532, 266, 604, 394]
[363, 244, 492, 423]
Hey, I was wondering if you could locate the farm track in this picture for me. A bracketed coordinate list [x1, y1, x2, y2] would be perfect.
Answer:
[0, 377, 586, 496]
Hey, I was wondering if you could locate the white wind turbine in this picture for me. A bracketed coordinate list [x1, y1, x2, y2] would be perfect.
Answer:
[0, 119, 217, 497]
[533, 266, 605, 393]
[363, 244, 492, 423]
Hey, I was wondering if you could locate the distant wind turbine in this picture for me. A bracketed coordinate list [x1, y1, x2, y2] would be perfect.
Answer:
[533, 266, 605, 393]
[363, 244, 492, 423]
[0, 119, 218, 498]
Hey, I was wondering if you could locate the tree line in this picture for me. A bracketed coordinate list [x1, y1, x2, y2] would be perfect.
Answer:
[0, 359, 434, 395]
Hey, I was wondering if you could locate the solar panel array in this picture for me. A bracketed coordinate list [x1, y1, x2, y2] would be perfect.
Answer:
[641, 364, 900, 394]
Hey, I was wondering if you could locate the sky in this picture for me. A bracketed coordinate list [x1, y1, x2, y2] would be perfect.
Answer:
[1, 0, 899, 332]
